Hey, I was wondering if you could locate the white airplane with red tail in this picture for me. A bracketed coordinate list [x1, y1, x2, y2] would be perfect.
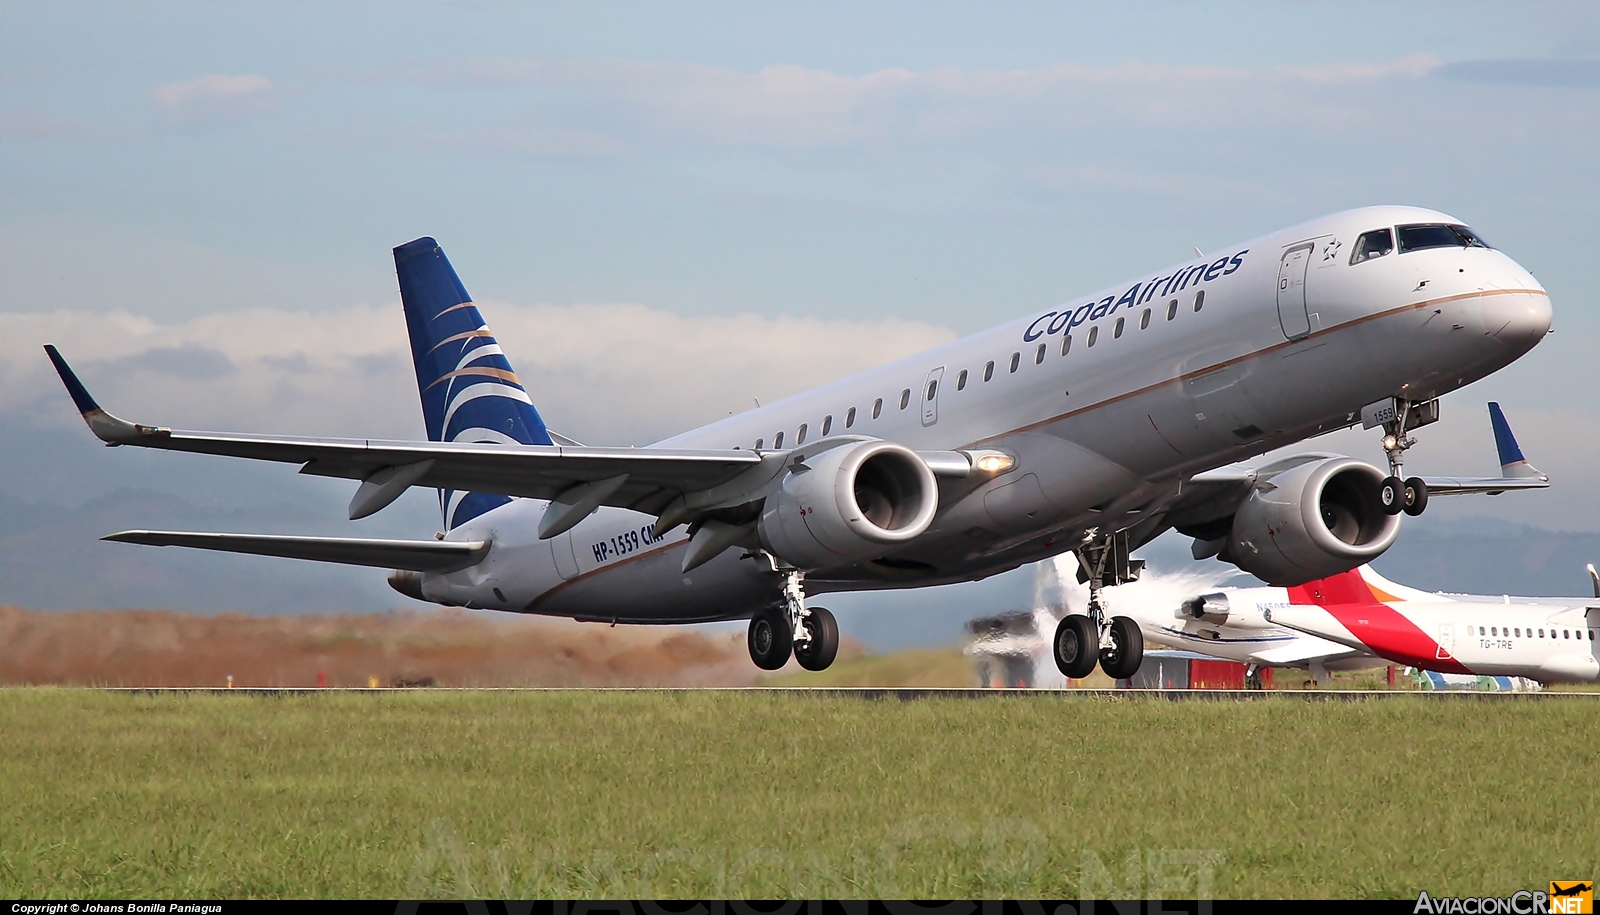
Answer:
[1266, 565, 1600, 684]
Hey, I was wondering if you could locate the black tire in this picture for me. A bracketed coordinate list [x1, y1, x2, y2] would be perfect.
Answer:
[793, 607, 839, 672]
[1053, 614, 1099, 679]
[1099, 615, 1144, 681]
[1403, 477, 1429, 516]
[747, 607, 793, 671]
[1379, 475, 1405, 515]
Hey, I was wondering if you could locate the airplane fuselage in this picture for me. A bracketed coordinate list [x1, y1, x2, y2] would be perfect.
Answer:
[422, 206, 1552, 623]
[1271, 589, 1600, 684]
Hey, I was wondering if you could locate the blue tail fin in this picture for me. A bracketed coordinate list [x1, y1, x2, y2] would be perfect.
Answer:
[394, 237, 552, 529]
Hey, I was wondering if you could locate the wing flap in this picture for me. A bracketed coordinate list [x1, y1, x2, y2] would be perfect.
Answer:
[102, 530, 490, 572]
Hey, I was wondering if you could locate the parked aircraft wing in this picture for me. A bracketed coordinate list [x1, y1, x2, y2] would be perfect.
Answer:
[47, 345, 763, 517]
[1247, 639, 1369, 668]
[102, 530, 489, 572]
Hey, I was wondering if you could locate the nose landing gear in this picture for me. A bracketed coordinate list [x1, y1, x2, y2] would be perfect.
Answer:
[1365, 397, 1438, 517]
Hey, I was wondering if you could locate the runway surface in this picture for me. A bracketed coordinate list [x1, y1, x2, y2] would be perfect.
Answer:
[84, 686, 1598, 700]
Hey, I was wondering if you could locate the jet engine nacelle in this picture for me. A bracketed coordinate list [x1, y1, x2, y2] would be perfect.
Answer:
[1180, 592, 1231, 624]
[1223, 457, 1401, 586]
[758, 439, 939, 571]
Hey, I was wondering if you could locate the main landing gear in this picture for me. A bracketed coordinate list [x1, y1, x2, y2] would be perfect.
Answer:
[1365, 397, 1439, 517]
[1053, 531, 1145, 682]
[747, 560, 839, 672]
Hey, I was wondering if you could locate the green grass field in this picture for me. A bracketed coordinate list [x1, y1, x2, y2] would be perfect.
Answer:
[2, 689, 1597, 899]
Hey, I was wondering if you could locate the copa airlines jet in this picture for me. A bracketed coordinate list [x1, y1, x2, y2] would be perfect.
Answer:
[45, 206, 1552, 677]
[1263, 565, 1600, 685]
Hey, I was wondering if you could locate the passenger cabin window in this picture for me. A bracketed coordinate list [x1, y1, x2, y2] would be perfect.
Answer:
[899, 388, 911, 410]
[1193, 290, 1205, 312]
[1167, 299, 1178, 321]
[1350, 228, 1394, 264]
[926, 380, 937, 401]
[821, 415, 832, 435]
[773, 431, 784, 449]
[1140, 308, 1151, 330]
[983, 361, 995, 382]
[956, 369, 968, 391]
[1397, 223, 1491, 253]
[754, 438, 764, 450]
[1009, 352, 1020, 373]
[1035, 343, 1046, 364]
[1087, 326, 1099, 347]
[872, 398, 883, 419]
[1061, 334, 1072, 356]
[796, 423, 807, 444]
[1113, 317, 1125, 339]
[845, 407, 857, 428]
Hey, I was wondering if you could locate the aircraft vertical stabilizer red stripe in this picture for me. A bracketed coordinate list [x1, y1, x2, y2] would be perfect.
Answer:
[1288, 569, 1473, 673]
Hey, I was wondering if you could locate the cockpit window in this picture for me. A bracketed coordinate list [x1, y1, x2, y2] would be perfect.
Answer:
[1350, 228, 1393, 265]
[1397, 223, 1492, 254]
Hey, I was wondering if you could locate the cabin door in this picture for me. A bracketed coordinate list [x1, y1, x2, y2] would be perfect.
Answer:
[1276, 243, 1314, 340]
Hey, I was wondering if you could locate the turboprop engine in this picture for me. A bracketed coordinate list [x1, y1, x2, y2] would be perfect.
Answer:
[757, 439, 939, 571]
[1220, 457, 1401, 586]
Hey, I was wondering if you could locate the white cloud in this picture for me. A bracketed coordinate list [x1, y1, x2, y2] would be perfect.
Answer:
[4, 302, 956, 446]
[380, 54, 1451, 153]
[151, 74, 277, 124]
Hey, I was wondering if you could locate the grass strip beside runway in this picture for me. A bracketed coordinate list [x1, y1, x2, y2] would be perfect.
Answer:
[1, 689, 1595, 898]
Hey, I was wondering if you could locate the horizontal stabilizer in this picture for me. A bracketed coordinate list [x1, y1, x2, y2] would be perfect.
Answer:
[102, 530, 488, 572]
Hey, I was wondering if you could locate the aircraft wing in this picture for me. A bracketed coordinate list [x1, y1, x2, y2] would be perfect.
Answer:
[47, 345, 764, 518]
[1419, 402, 1548, 495]
[1247, 638, 1371, 668]
[1413, 474, 1547, 496]
[102, 531, 489, 572]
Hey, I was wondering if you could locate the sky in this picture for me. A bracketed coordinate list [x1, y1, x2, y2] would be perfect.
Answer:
[2, 2, 1599, 620]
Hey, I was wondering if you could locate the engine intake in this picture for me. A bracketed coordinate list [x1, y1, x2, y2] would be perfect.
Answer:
[758, 440, 939, 571]
[1180, 592, 1230, 624]
[1223, 457, 1401, 586]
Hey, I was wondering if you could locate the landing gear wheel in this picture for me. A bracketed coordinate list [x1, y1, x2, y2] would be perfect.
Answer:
[1379, 476, 1405, 515]
[1053, 614, 1099, 679]
[793, 607, 839, 672]
[747, 607, 793, 671]
[1099, 616, 1144, 681]
[1402, 477, 1429, 516]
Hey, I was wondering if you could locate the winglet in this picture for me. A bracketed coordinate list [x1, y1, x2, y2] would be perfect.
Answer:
[44, 345, 100, 415]
[42, 345, 151, 445]
[1488, 402, 1545, 480]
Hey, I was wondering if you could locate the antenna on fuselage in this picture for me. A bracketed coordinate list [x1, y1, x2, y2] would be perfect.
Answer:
[1193, 246, 1204, 257]
[1587, 563, 1599, 599]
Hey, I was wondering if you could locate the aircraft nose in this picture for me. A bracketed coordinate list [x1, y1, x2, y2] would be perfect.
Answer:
[1483, 289, 1553, 351]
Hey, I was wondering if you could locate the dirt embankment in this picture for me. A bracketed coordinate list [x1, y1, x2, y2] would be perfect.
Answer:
[0, 605, 804, 687]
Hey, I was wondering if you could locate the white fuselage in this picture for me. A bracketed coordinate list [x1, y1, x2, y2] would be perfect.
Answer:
[421, 206, 1552, 623]
[1274, 591, 1600, 684]
[1119, 584, 1385, 674]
